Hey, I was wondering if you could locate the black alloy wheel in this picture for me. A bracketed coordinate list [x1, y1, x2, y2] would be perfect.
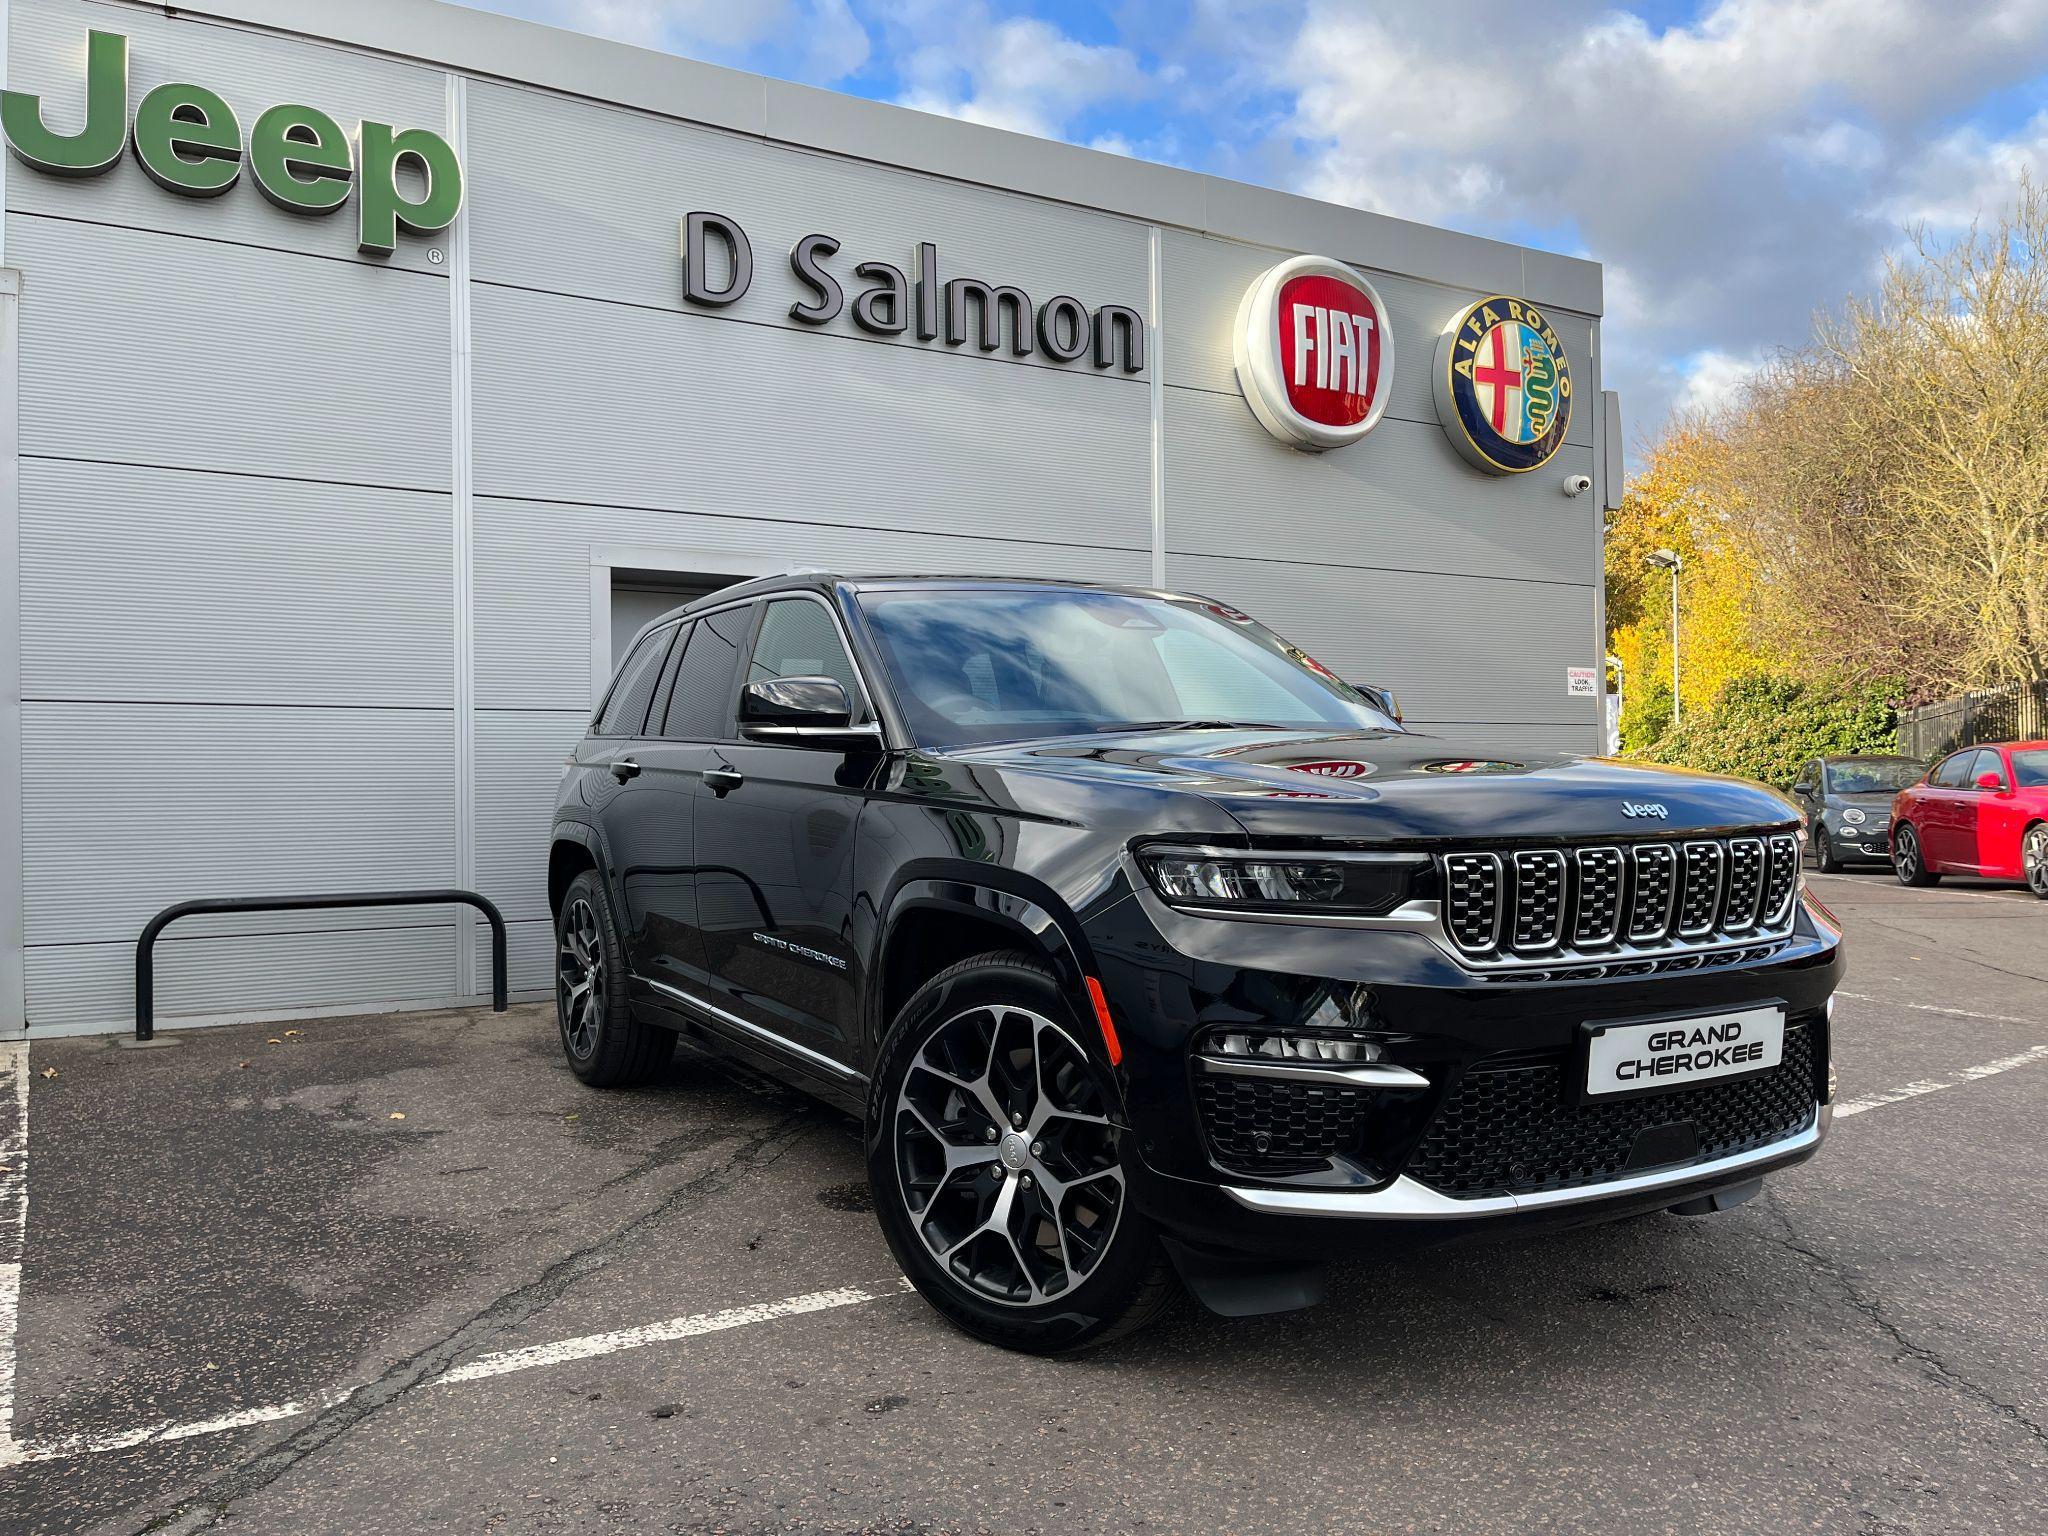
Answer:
[554, 869, 675, 1086]
[1893, 823, 1940, 887]
[867, 952, 1174, 1354]
[2024, 824, 2048, 900]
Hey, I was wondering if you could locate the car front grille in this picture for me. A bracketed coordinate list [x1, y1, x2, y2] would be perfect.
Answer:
[1438, 830, 1799, 966]
[1403, 1021, 1818, 1198]
[1193, 1073, 1372, 1177]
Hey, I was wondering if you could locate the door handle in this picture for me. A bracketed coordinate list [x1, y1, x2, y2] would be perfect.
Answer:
[703, 767, 745, 797]
[610, 758, 641, 782]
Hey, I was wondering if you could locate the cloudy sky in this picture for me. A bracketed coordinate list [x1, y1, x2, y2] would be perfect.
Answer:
[462, 0, 2048, 453]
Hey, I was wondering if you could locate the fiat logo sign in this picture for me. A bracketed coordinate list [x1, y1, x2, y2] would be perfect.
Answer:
[1233, 254, 1396, 452]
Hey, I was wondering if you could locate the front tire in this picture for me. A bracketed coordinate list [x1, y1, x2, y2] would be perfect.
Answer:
[555, 869, 675, 1086]
[1893, 823, 1940, 887]
[1811, 824, 1841, 874]
[865, 952, 1174, 1354]
[2024, 823, 2048, 900]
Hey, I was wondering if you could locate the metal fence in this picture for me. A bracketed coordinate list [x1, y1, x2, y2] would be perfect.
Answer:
[1896, 678, 2048, 760]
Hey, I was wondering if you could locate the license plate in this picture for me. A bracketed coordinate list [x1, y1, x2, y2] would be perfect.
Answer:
[1583, 1006, 1785, 1099]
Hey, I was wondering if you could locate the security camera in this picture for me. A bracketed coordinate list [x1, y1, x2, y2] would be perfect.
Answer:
[1562, 473, 1593, 498]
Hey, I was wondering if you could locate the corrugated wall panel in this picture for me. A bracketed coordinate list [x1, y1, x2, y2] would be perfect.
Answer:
[473, 496, 1153, 710]
[1163, 231, 1596, 447]
[11, 217, 450, 489]
[19, 458, 452, 706]
[1165, 553, 1599, 735]
[465, 80, 1151, 361]
[6, 0, 448, 276]
[26, 927, 461, 1033]
[1163, 391, 1597, 585]
[476, 711, 586, 921]
[20, 704, 455, 946]
[469, 283, 1150, 550]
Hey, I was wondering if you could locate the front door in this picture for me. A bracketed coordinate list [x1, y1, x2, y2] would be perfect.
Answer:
[1919, 750, 1977, 868]
[692, 595, 882, 1075]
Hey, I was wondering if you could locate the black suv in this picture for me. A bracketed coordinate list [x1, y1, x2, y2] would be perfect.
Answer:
[548, 574, 1839, 1351]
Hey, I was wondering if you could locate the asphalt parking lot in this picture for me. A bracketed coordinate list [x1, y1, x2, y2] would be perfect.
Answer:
[3, 872, 2044, 1536]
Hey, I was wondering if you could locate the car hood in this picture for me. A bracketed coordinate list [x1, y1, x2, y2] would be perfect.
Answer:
[951, 726, 1799, 841]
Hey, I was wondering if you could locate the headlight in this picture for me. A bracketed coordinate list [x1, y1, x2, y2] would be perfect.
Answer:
[1842, 808, 1867, 825]
[1137, 846, 1424, 915]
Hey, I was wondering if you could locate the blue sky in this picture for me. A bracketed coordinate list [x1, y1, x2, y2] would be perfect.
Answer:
[463, 0, 2048, 455]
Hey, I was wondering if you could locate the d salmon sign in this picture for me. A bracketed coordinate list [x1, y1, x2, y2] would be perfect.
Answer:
[1233, 255, 1395, 452]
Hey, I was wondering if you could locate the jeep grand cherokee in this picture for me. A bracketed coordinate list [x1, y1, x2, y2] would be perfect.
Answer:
[547, 574, 1839, 1352]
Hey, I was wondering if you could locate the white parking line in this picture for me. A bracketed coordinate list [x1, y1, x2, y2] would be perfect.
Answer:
[1836, 992, 2043, 1027]
[10, 1034, 2048, 1468]
[0, 1040, 29, 1471]
[1809, 872, 2038, 903]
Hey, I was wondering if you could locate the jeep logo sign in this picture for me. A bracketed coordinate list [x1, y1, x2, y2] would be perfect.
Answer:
[1233, 254, 1395, 452]
[0, 30, 462, 257]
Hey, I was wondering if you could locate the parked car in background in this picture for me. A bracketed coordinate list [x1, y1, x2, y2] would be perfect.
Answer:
[1890, 741, 2048, 897]
[1789, 755, 1924, 872]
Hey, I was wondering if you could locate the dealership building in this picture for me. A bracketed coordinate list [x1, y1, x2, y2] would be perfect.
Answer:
[0, 0, 1619, 1038]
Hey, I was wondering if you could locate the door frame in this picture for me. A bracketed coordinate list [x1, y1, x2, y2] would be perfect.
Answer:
[586, 543, 778, 706]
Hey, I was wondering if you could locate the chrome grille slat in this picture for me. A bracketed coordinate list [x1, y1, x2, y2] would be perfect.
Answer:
[1436, 830, 1800, 969]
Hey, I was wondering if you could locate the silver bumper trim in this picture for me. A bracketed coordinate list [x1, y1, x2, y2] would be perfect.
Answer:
[1192, 1055, 1431, 1090]
[1223, 1105, 1829, 1220]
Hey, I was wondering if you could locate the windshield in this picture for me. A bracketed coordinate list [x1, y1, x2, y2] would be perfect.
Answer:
[1824, 760, 1926, 794]
[856, 587, 1399, 748]
[2013, 749, 2048, 788]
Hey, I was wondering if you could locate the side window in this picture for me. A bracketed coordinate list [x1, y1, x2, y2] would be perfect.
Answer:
[1807, 760, 1825, 792]
[1969, 749, 2007, 789]
[593, 625, 676, 736]
[747, 599, 865, 711]
[1930, 751, 1974, 788]
[661, 605, 749, 740]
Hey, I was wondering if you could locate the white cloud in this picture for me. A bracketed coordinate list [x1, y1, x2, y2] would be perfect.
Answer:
[1674, 349, 1768, 417]
[516, 0, 869, 80]
[892, 13, 1147, 139]
[1882, 109, 2048, 229]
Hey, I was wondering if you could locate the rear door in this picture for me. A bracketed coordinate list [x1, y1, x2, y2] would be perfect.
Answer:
[692, 594, 882, 1077]
[583, 623, 683, 970]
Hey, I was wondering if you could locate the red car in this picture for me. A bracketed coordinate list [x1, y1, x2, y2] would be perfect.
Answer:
[1890, 740, 2048, 897]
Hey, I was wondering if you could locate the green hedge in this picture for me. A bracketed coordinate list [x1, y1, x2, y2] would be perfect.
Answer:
[1626, 673, 1903, 788]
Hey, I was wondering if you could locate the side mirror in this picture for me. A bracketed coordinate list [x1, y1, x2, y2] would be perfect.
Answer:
[1793, 781, 1814, 797]
[739, 677, 881, 746]
[1358, 683, 1403, 723]
[1974, 770, 2004, 791]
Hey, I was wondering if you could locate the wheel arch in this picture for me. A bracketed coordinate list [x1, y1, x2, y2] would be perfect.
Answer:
[548, 819, 605, 920]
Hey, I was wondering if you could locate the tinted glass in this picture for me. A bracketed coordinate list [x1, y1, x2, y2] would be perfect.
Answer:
[749, 599, 863, 705]
[2012, 749, 2048, 787]
[1930, 752, 1974, 788]
[1969, 749, 2007, 788]
[662, 606, 748, 739]
[593, 624, 675, 736]
[857, 587, 1397, 748]
[1824, 759, 1924, 794]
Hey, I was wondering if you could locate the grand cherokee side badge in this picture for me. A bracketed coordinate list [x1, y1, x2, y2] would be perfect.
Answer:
[1621, 802, 1670, 819]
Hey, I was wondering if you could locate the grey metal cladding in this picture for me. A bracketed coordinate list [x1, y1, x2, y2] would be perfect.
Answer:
[469, 283, 1150, 548]
[464, 81, 1151, 362]
[1164, 232, 1596, 446]
[19, 459, 452, 706]
[12, 218, 450, 488]
[21, 703, 454, 946]
[1165, 552, 1600, 729]
[472, 496, 1153, 709]
[25, 927, 461, 1031]
[7, 0, 450, 276]
[1165, 391, 1597, 585]
[476, 711, 587, 920]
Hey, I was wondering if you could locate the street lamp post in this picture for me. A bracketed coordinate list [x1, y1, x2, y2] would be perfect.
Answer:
[1645, 549, 1683, 725]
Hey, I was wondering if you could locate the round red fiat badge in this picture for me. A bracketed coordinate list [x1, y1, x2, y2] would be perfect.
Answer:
[1233, 254, 1396, 452]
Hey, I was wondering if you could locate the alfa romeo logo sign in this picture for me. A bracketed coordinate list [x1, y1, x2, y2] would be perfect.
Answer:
[1233, 255, 1395, 452]
[1433, 295, 1573, 473]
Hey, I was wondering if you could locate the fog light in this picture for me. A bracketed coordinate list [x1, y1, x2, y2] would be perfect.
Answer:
[1202, 1029, 1382, 1064]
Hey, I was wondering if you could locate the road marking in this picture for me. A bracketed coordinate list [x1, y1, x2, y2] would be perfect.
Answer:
[1835, 1042, 2048, 1118]
[12, 1277, 914, 1463]
[1836, 992, 2042, 1027]
[1808, 872, 2037, 904]
[11, 1031, 2048, 1467]
[0, 1041, 29, 1471]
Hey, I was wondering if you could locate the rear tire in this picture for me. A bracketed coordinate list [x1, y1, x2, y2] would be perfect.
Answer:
[1893, 823, 1940, 887]
[555, 869, 675, 1086]
[865, 951, 1175, 1354]
[2023, 823, 2048, 901]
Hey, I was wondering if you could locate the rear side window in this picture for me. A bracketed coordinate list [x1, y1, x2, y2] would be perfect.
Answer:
[661, 605, 749, 740]
[1930, 751, 1974, 788]
[748, 598, 864, 706]
[593, 625, 675, 736]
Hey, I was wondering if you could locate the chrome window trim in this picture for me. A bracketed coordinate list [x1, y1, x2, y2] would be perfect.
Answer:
[1223, 1106, 1827, 1219]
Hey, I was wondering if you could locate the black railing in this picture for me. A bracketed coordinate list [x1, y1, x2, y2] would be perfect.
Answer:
[135, 890, 508, 1042]
[1896, 678, 2048, 760]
